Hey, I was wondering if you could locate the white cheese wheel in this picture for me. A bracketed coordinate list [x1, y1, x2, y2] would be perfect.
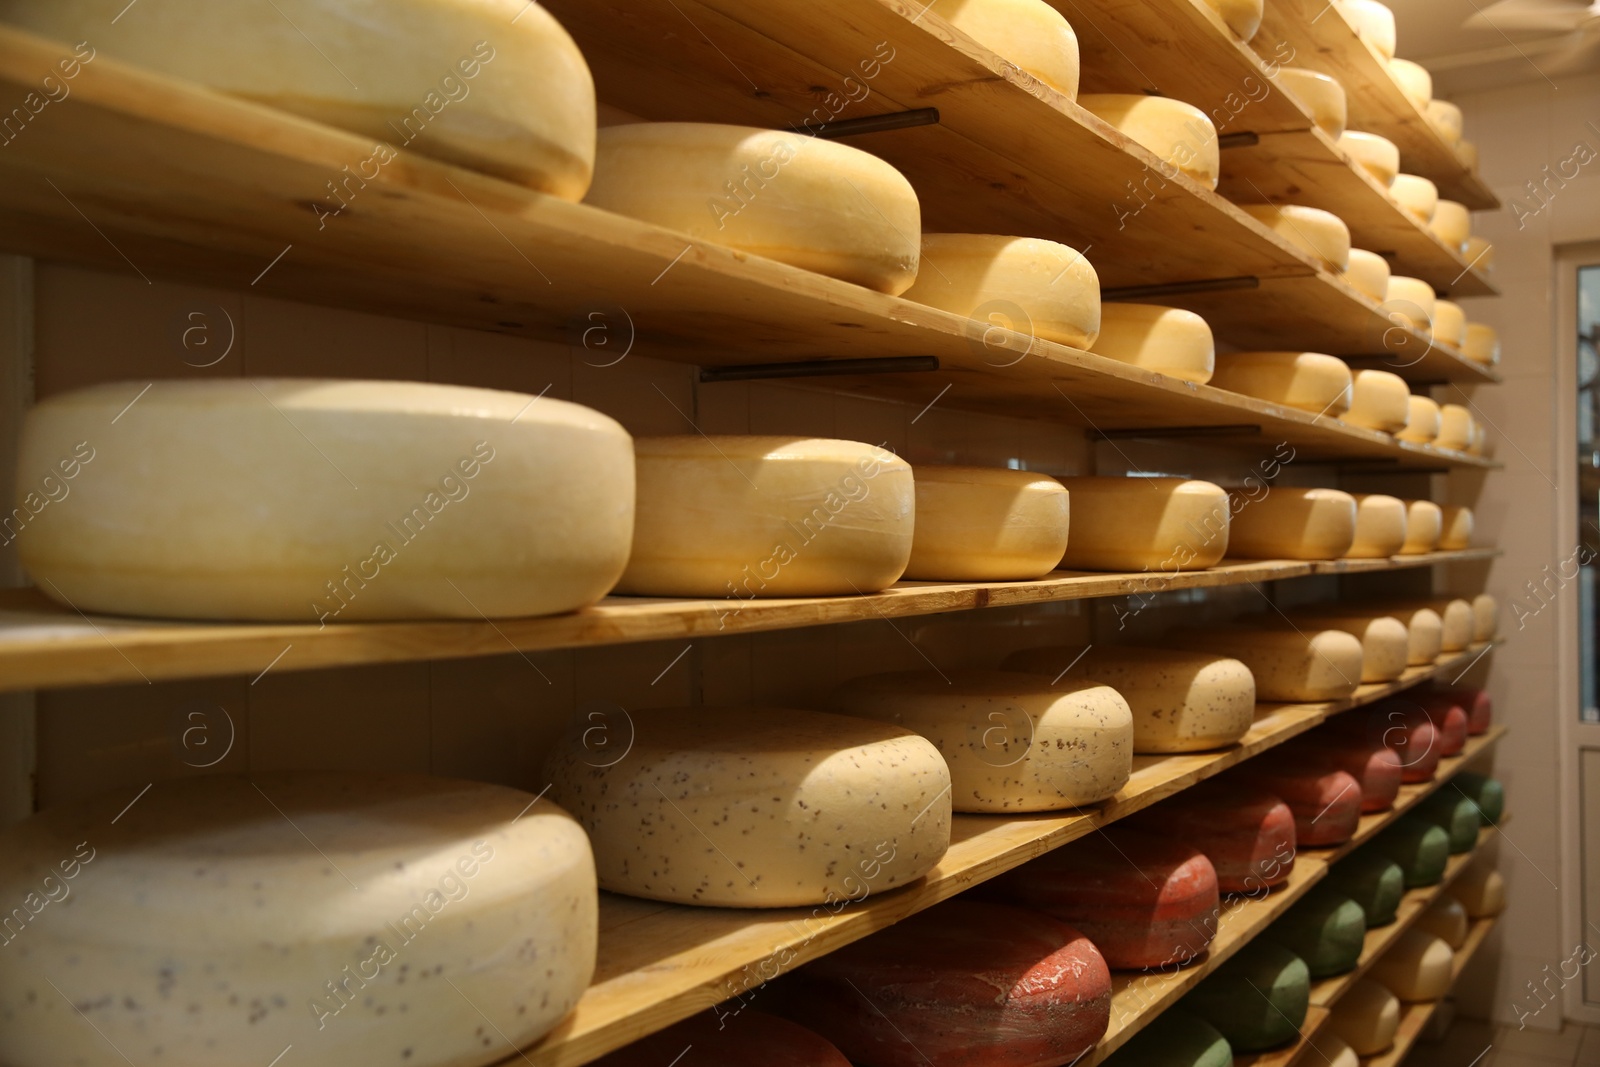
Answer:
[1463, 323, 1501, 365]
[1428, 597, 1476, 650]
[1056, 477, 1230, 571]
[1458, 139, 1480, 169]
[1472, 593, 1499, 640]
[1341, 369, 1412, 432]
[1320, 1033, 1363, 1067]
[18, 379, 633, 622]
[1371, 929, 1455, 1001]
[1292, 611, 1411, 682]
[617, 436, 914, 597]
[1390, 173, 1438, 222]
[1426, 100, 1464, 143]
[1240, 204, 1351, 271]
[1201, 0, 1264, 38]
[902, 233, 1101, 348]
[1341, 248, 1392, 302]
[1437, 403, 1475, 450]
[1417, 896, 1470, 948]
[1385, 275, 1437, 333]
[1400, 499, 1443, 553]
[1003, 645, 1256, 753]
[1339, 130, 1400, 186]
[1329, 978, 1402, 1055]
[1433, 300, 1467, 348]
[831, 670, 1133, 812]
[545, 707, 951, 907]
[1452, 861, 1507, 917]
[1228, 487, 1358, 561]
[587, 123, 920, 294]
[1388, 58, 1433, 106]
[904, 465, 1069, 581]
[1210, 351, 1354, 417]
[1080, 94, 1220, 189]
[0, 0, 598, 199]
[1340, 0, 1398, 58]
[0, 773, 598, 1067]
[1167, 623, 1365, 702]
[1429, 199, 1471, 253]
[1439, 505, 1474, 550]
[942, 0, 1082, 98]
[1464, 236, 1494, 271]
[1348, 493, 1408, 557]
[1276, 67, 1347, 137]
[1091, 303, 1215, 383]
[1396, 396, 1442, 443]
[1372, 604, 1444, 665]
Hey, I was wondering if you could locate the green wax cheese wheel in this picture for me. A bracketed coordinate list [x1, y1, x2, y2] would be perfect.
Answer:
[1186, 941, 1310, 1052]
[1371, 816, 1451, 887]
[1103, 1009, 1234, 1067]
[1267, 888, 1368, 977]
[1454, 772, 1504, 825]
[1324, 852, 1406, 926]
[1414, 792, 1482, 853]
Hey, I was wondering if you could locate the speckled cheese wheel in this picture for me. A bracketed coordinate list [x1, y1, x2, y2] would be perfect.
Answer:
[1168, 623, 1364, 702]
[1227, 487, 1357, 561]
[1385, 275, 1437, 333]
[1004, 645, 1256, 753]
[1372, 815, 1452, 887]
[0, 774, 598, 1067]
[1329, 978, 1401, 1055]
[1292, 611, 1410, 682]
[1201, 0, 1263, 37]
[1240, 204, 1351, 271]
[1451, 859, 1506, 917]
[1245, 765, 1363, 846]
[18, 380, 635, 622]
[1268, 888, 1368, 977]
[1437, 404, 1475, 450]
[901, 234, 1102, 348]
[942, 0, 1082, 98]
[1415, 792, 1482, 853]
[1390, 173, 1438, 222]
[830, 670, 1133, 813]
[988, 831, 1220, 969]
[1429, 199, 1471, 253]
[1372, 929, 1455, 1001]
[1370, 604, 1443, 665]
[1320, 1033, 1363, 1067]
[1133, 784, 1297, 894]
[1339, 130, 1400, 186]
[1433, 300, 1467, 347]
[1396, 396, 1442, 443]
[1276, 67, 1347, 136]
[593, 1010, 851, 1067]
[1285, 732, 1403, 812]
[778, 899, 1112, 1067]
[1056, 477, 1231, 571]
[1211, 351, 1354, 416]
[1102, 1009, 1234, 1067]
[1436, 686, 1492, 734]
[544, 707, 951, 907]
[1186, 941, 1311, 1052]
[1341, 248, 1392, 301]
[1465, 237, 1494, 271]
[1342, 369, 1412, 432]
[1079, 95, 1220, 189]
[1413, 596, 1474, 650]
[1348, 703, 1442, 782]
[1438, 505, 1474, 550]
[1400, 500, 1444, 553]
[1463, 323, 1500, 365]
[587, 123, 921, 294]
[1455, 772, 1505, 825]
[1426, 100, 1464, 143]
[1388, 58, 1433, 106]
[616, 436, 914, 597]
[1340, 0, 1397, 58]
[1325, 851, 1407, 925]
[1416, 896, 1470, 949]
[1411, 691, 1469, 756]
[1348, 493, 1408, 557]
[903, 465, 1070, 581]
[1091, 303, 1216, 383]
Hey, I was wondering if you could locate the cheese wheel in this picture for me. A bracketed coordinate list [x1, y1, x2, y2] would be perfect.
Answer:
[830, 670, 1133, 812]
[1342, 369, 1412, 432]
[1452, 860, 1506, 917]
[1389, 58, 1434, 107]
[902, 234, 1101, 349]
[1372, 815, 1452, 886]
[1415, 792, 1482, 853]
[1437, 403, 1474, 450]
[0, 774, 598, 1067]
[1329, 978, 1402, 1055]
[1426, 100, 1464, 143]
[1455, 772, 1505, 825]
[903, 465, 1070, 581]
[617, 436, 913, 597]
[1348, 493, 1408, 557]
[1228, 488, 1357, 561]
[1396, 396, 1442, 444]
[1463, 323, 1501, 365]
[1186, 941, 1311, 1052]
[1369, 604, 1443, 666]
[942, 0, 1082, 98]
[1132, 784, 1297, 893]
[1400, 499, 1443, 553]
[1318, 1034, 1363, 1067]
[1433, 300, 1467, 348]
[1168, 623, 1364, 702]
[594, 1010, 850, 1067]
[1005, 645, 1255, 753]
[545, 707, 950, 907]
[1339, 130, 1400, 186]
[1201, 0, 1264, 38]
[1091, 303, 1216, 383]
[1416, 896, 1470, 949]
[1340, 0, 1398, 58]
[1341, 248, 1392, 301]
[1464, 236, 1494, 271]
[1390, 173, 1439, 222]
[1429, 199, 1471, 254]
[1326, 851, 1407, 925]
[0, 0, 597, 198]
[18, 380, 633, 622]
[1411, 690, 1469, 756]
[1458, 139, 1480, 169]
[1284, 732, 1403, 812]
[989, 831, 1220, 968]
[1371, 929, 1455, 1001]
[1269, 888, 1368, 977]
[1474, 590, 1499, 637]
[1245, 764, 1363, 845]
[1414, 596, 1474, 650]
[1080, 94, 1220, 189]
[778, 900, 1112, 1067]
[1210, 351, 1353, 417]
[1276, 67, 1347, 137]
[588, 123, 920, 293]
[1056, 477, 1230, 571]
[1240, 204, 1351, 271]
[1103, 1009, 1233, 1067]
[1468, 420, 1490, 455]
[1292, 611, 1410, 682]
[1439, 505, 1474, 550]
[1351, 702, 1443, 782]
[1436, 686, 1492, 734]
[1385, 275, 1437, 333]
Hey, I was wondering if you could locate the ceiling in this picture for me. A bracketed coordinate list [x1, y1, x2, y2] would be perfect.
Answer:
[1385, 0, 1600, 94]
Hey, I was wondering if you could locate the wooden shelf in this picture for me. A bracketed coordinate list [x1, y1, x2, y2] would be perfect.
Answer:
[1358, 916, 1498, 1067]
[1308, 548, 1500, 575]
[1236, 1006, 1334, 1067]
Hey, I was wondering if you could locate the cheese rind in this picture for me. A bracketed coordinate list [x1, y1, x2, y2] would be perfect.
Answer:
[1463, 323, 1500, 365]
[1201, 0, 1264, 38]
[902, 234, 1101, 349]
[1342, 369, 1412, 433]
[1372, 815, 1452, 887]
[1371, 929, 1455, 1001]
[1399, 500, 1443, 553]
[1464, 236, 1494, 271]
[1056, 477, 1231, 572]
[1246, 764, 1364, 845]
[1269, 888, 1368, 977]
[1325, 851, 1406, 925]
[1167, 623, 1365, 701]
[1186, 941, 1311, 1052]
[1425, 99, 1464, 143]
[1321, 1034, 1363, 1067]
[1292, 611, 1410, 682]
[1454, 772, 1505, 826]
[1341, 248, 1392, 301]
[1390, 173, 1438, 222]
[1471, 593, 1498, 640]
[593, 1010, 850, 1067]
[1452, 860, 1506, 917]
[1439, 505, 1474, 550]
[1429, 199, 1471, 253]
[1104, 1010, 1233, 1067]
[1412, 691, 1469, 756]
[1396, 397, 1442, 444]
[1240, 204, 1352, 271]
[1437, 404, 1474, 450]
[1227, 488, 1358, 561]
[1415, 792, 1482, 853]
[1091, 303, 1215, 383]
[1287, 733, 1403, 812]
[942, 0, 1083, 98]
[1329, 978, 1402, 1055]
[1348, 493, 1408, 557]
[1388, 58, 1433, 107]
[904, 465, 1070, 581]
[1080, 94, 1220, 189]
[1436, 685, 1492, 734]
[1210, 351, 1353, 416]
[1339, 130, 1400, 186]
[1133, 784, 1297, 893]
[1433, 299, 1466, 348]
[1339, 0, 1397, 58]
[1276, 67, 1347, 137]
[1415, 897, 1469, 949]
[1350, 703, 1443, 782]
[1408, 596, 1474, 650]
[1458, 139, 1480, 168]
[1370, 605, 1443, 666]
[1385, 275, 1437, 333]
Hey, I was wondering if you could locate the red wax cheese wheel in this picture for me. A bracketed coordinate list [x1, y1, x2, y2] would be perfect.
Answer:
[1434, 685, 1492, 734]
[1243, 765, 1363, 846]
[777, 900, 1111, 1067]
[987, 830, 1220, 969]
[1410, 691, 1469, 756]
[1131, 783, 1297, 893]
[1284, 734, 1402, 813]
[1335, 704, 1442, 783]
[593, 1010, 850, 1067]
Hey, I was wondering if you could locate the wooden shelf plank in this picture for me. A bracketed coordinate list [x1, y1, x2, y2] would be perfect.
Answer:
[1358, 916, 1498, 1066]
[1308, 548, 1500, 575]
[1236, 1005, 1334, 1067]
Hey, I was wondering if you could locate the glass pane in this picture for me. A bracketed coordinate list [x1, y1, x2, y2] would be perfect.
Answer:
[1581, 264, 1600, 723]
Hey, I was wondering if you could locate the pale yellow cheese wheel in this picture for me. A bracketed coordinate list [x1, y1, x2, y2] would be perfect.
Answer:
[1400, 499, 1444, 553]
[1458, 139, 1480, 169]
[1339, 130, 1400, 186]
[0, 773, 598, 1067]
[1091, 303, 1215, 383]
[587, 123, 920, 294]
[1390, 173, 1438, 222]
[1320, 1034, 1363, 1067]
[1201, 0, 1264, 38]
[1416, 895, 1469, 948]
[1349, 493, 1408, 557]
[1329, 978, 1401, 1055]
[1227, 487, 1358, 561]
[1452, 860, 1507, 917]
[1168, 623, 1366, 701]
[1429, 199, 1471, 253]
[942, 0, 1082, 98]
[1473, 593, 1499, 640]
[1370, 928, 1455, 1001]
[904, 465, 1070, 581]
[1373, 604, 1444, 664]
[1439, 504, 1474, 550]
[1341, 369, 1412, 432]
[1210, 351, 1354, 417]
[1396, 396, 1442, 443]
[1437, 403, 1475, 450]
[1003, 645, 1256, 753]
[831, 670, 1133, 811]
[1385, 275, 1437, 333]
[1341, 248, 1393, 302]
[18, 380, 634, 622]
[1464, 236, 1494, 271]
[1241, 204, 1352, 271]
[1430, 597, 1476, 650]
[902, 234, 1101, 348]
[546, 707, 951, 907]
[1340, 0, 1398, 58]
[1079, 94, 1220, 189]
[1468, 422, 1489, 456]
[1276, 67, 1347, 137]
[1292, 611, 1410, 682]
[1433, 300, 1467, 348]
[0, 0, 598, 199]
[1388, 58, 1433, 107]
[616, 436, 914, 597]
[1056, 477, 1230, 572]
[1426, 99, 1464, 143]
[1464, 323, 1501, 366]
